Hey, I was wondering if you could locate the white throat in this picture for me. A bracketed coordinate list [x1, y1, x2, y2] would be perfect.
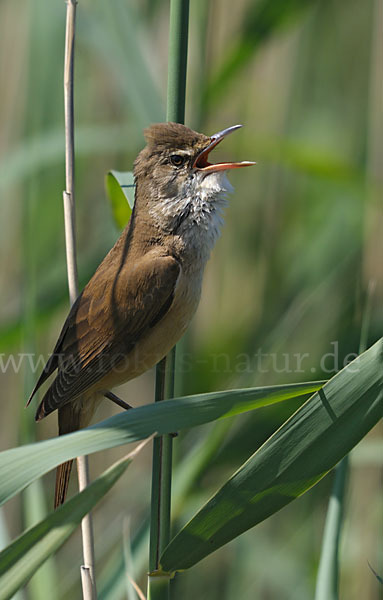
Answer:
[150, 171, 234, 264]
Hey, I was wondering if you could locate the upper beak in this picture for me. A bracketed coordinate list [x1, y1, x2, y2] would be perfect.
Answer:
[193, 124, 256, 173]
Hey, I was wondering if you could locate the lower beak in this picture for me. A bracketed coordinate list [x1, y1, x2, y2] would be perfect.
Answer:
[193, 124, 256, 173]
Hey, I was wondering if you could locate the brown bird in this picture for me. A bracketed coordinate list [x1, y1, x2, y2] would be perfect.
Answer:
[27, 122, 255, 507]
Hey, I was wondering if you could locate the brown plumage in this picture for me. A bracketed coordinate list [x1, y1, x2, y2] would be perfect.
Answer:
[27, 122, 254, 507]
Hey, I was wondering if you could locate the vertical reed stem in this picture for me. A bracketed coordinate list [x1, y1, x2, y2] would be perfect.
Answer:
[314, 456, 349, 600]
[148, 2, 190, 598]
[166, 0, 190, 124]
[63, 1, 96, 598]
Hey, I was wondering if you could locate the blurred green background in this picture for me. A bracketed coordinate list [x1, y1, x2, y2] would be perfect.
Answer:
[0, 0, 381, 598]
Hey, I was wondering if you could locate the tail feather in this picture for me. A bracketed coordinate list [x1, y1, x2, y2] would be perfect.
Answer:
[54, 460, 74, 509]
[54, 403, 81, 509]
[53, 395, 99, 508]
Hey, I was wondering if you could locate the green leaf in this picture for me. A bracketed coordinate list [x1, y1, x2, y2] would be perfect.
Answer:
[105, 170, 135, 229]
[0, 439, 150, 600]
[159, 339, 383, 573]
[0, 382, 323, 507]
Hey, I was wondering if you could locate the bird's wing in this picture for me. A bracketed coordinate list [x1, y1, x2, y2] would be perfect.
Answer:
[35, 252, 180, 420]
[26, 295, 82, 406]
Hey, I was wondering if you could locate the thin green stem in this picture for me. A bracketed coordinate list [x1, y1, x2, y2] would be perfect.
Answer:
[314, 456, 349, 600]
[148, 1, 190, 597]
[147, 575, 172, 600]
[149, 352, 177, 573]
[166, 0, 190, 123]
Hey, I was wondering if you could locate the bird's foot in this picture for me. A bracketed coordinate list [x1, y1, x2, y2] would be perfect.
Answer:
[104, 391, 133, 411]
[105, 391, 177, 436]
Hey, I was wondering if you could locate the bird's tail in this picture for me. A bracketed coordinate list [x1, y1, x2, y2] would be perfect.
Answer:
[54, 403, 81, 509]
[54, 395, 101, 509]
[55, 458, 74, 509]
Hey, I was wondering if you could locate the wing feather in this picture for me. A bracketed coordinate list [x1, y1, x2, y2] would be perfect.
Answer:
[35, 253, 180, 420]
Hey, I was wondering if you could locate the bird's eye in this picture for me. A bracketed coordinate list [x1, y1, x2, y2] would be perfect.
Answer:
[170, 154, 186, 167]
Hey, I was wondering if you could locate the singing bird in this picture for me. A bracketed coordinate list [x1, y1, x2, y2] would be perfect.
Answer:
[28, 122, 255, 507]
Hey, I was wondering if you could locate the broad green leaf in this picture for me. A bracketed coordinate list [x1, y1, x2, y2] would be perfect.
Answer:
[0, 382, 323, 506]
[0, 439, 149, 600]
[105, 170, 135, 229]
[160, 339, 383, 573]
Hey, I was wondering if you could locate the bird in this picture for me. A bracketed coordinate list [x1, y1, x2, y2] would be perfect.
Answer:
[27, 122, 255, 507]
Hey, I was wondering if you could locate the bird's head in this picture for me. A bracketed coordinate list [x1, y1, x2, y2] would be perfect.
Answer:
[133, 122, 255, 234]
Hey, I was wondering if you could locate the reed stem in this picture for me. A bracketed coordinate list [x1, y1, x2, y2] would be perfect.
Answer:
[63, 1, 96, 598]
[148, 2, 190, 598]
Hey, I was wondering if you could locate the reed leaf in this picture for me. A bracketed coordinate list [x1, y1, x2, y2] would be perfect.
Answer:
[0, 382, 323, 507]
[160, 338, 383, 573]
[0, 439, 150, 600]
[105, 170, 135, 229]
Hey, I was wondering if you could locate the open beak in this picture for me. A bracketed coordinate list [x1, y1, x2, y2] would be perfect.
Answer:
[193, 124, 256, 173]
